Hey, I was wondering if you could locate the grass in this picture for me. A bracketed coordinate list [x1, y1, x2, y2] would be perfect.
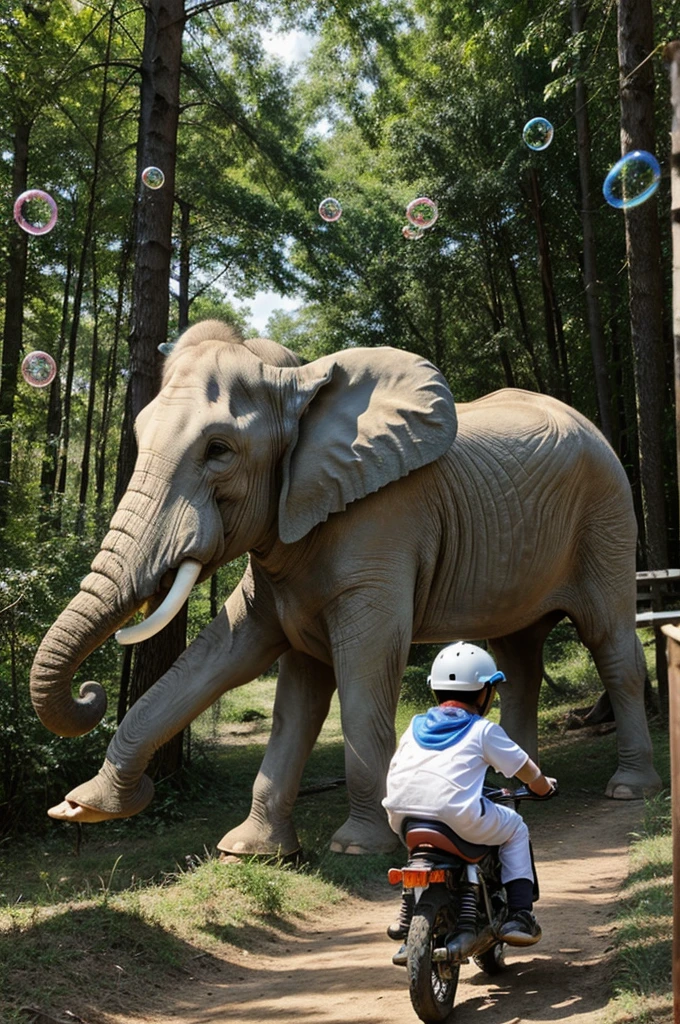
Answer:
[607, 791, 673, 1024]
[0, 632, 673, 1023]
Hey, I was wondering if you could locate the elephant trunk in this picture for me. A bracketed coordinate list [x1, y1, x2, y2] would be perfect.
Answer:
[31, 556, 204, 738]
[30, 575, 128, 737]
[32, 459, 211, 738]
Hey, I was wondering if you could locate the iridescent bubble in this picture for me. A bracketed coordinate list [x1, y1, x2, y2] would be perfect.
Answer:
[318, 197, 342, 222]
[602, 150, 661, 209]
[522, 117, 554, 151]
[142, 166, 165, 190]
[21, 351, 57, 388]
[402, 224, 424, 240]
[13, 189, 58, 236]
[406, 197, 438, 228]
[158, 341, 176, 356]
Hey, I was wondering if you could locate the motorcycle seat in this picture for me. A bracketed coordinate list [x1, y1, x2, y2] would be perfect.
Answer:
[402, 817, 495, 862]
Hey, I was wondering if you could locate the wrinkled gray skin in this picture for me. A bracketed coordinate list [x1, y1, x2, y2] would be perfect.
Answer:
[30, 321, 661, 855]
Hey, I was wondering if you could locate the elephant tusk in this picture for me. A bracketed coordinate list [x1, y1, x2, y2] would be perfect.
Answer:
[115, 559, 202, 646]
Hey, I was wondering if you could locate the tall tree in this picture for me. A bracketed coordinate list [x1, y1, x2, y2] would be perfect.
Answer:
[617, 0, 667, 568]
[0, 117, 31, 525]
[57, 6, 120, 512]
[116, 0, 238, 778]
[572, 0, 612, 443]
[114, 0, 188, 777]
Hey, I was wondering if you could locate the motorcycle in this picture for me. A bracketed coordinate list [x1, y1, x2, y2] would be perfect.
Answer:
[387, 782, 558, 1024]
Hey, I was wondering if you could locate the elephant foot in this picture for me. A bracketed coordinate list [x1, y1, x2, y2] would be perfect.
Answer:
[605, 766, 662, 801]
[217, 815, 301, 859]
[48, 800, 120, 823]
[329, 816, 400, 855]
[48, 759, 154, 822]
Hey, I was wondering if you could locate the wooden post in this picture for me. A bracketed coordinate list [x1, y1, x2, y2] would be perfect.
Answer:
[662, 624, 680, 1024]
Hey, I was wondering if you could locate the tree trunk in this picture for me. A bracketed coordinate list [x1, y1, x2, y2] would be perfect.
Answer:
[572, 0, 612, 443]
[117, 0, 187, 778]
[78, 248, 100, 513]
[57, 4, 116, 509]
[482, 230, 515, 387]
[497, 224, 546, 391]
[526, 168, 572, 404]
[618, 0, 667, 569]
[117, 0, 185, 496]
[177, 196, 191, 331]
[40, 255, 72, 519]
[0, 119, 31, 526]
[96, 231, 132, 507]
[667, 40, 680, 540]
[129, 604, 189, 780]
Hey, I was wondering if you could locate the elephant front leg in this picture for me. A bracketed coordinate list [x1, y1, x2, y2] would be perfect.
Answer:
[217, 651, 336, 858]
[328, 625, 409, 855]
[47, 591, 289, 823]
[49, 758, 155, 822]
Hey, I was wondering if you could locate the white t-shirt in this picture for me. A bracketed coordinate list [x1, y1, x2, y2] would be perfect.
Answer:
[383, 711, 528, 832]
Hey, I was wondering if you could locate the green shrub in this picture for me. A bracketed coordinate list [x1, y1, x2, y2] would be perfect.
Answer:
[0, 523, 120, 837]
[399, 664, 431, 706]
[229, 860, 286, 915]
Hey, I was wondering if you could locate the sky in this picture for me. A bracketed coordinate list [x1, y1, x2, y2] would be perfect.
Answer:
[240, 291, 301, 335]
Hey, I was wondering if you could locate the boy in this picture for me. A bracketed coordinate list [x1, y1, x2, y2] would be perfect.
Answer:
[383, 642, 555, 959]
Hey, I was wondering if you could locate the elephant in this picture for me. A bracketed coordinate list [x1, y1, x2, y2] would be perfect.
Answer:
[30, 319, 661, 856]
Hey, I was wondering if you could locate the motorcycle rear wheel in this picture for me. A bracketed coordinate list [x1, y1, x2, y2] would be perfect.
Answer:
[407, 886, 459, 1023]
[473, 941, 506, 975]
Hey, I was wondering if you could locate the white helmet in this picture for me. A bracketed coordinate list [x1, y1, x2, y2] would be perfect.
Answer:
[428, 642, 506, 692]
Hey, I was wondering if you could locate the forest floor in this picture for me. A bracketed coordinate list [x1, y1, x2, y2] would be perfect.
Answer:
[79, 794, 644, 1024]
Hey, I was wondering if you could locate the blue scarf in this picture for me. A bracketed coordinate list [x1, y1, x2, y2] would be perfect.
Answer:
[412, 706, 479, 750]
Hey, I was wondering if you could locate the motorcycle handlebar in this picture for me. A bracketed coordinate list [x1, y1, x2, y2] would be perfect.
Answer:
[484, 781, 559, 803]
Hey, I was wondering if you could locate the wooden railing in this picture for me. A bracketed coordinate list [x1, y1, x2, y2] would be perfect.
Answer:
[635, 569, 680, 715]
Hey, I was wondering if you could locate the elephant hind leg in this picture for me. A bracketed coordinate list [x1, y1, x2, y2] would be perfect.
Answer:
[490, 611, 564, 762]
[578, 624, 661, 799]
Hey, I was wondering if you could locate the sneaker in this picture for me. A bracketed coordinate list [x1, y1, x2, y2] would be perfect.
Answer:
[392, 943, 408, 967]
[499, 909, 542, 946]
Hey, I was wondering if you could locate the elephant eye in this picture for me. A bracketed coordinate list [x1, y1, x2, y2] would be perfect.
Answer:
[205, 440, 233, 461]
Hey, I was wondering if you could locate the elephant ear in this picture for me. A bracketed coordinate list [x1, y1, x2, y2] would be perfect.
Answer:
[278, 346, 457, 544]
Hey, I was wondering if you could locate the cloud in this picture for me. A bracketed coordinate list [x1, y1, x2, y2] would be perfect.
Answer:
[261, 27, 316, 68]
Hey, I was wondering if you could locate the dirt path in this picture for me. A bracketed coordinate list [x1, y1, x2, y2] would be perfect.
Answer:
[118, 796, 642, 1024]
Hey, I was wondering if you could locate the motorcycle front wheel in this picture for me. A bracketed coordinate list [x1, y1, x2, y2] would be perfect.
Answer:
[407, 886, 459, 1023]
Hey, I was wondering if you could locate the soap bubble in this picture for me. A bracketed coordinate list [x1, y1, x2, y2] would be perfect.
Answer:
[318, 197, 342, 222]
[406, 197, 438, 228]
[522, 117, 554, 151]
[13, 189, 58, 236]
[158, 341, 176, 356]
[402, 224, 424, 240]
[21, 351, 57, 387]
[602, 150, 660, 209]
[142, 166, 165, 190]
